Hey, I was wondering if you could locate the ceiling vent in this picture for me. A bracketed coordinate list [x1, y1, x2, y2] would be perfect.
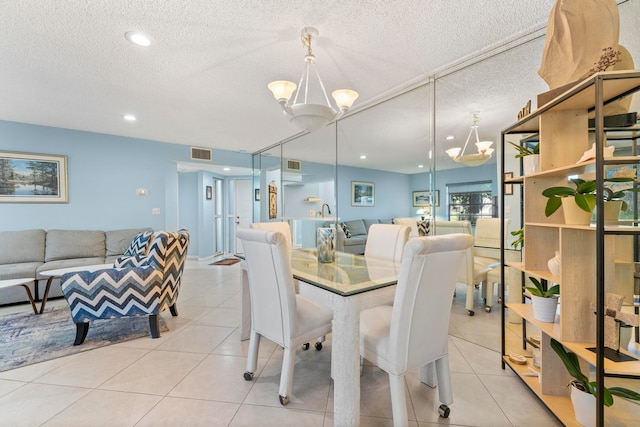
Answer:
[191, 147, 212, 161]
[285, 159, 301, 171]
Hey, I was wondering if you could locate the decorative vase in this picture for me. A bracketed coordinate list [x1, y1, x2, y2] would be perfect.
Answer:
[523, 154, 540, 175]
[531, 295, 558, 323]
[547, 251, 561, 277]
[603, 200, 623, 224]
[317, 227, 335, 263]
[561, 198, 592, 225]
[570, 382, 596, 427]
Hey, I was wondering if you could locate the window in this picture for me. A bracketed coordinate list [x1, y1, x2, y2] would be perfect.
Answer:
[447, 181, 494, 226]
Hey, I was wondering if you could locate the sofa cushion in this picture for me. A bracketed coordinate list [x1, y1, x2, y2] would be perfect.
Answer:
[106, 228, 152, 257]
[344, 219, 366, 237]
[0, 262, 42, 280]
[343, 235, 366, 247]
[379, 218, 393, 224]
[417, 219, 430, 236]
[363, 219, 380, 232]
[45, 230, 106, 262]
[340, 223, 352, 238]
[0, 229, 45, 264]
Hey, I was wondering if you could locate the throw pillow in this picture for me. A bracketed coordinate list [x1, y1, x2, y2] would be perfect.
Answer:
[340, 223, 352, 238]
[417, 219, 430, 236]
[123, 230, 153, 256]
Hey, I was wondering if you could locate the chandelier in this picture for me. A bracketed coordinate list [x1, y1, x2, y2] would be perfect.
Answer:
[445, 113, 494, 167]
[268, 27, 359, 133]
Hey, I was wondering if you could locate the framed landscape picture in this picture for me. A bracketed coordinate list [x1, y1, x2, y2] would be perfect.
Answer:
[412, 190, 439, 207]
[351, 181, 375, 206]
[0, 151, 68, 203]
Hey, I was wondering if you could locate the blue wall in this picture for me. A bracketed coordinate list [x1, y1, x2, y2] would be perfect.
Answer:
[0, 120, 252, 258]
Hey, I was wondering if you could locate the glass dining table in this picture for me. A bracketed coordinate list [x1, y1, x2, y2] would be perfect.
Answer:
[238, 248, 401, 426]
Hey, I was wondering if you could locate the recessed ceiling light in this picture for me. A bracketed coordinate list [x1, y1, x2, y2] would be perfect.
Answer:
[446, 135, 455, 140]
[123, 114, 137, 122]
[360, 155, 366, 159]
[125, 31, 151, 47]
[418, 164, 424, 168]
[223, 167, 230, 171]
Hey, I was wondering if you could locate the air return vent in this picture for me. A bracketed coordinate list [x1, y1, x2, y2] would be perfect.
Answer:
[285, 159, 301, 171]
[191, 147, 212, 161]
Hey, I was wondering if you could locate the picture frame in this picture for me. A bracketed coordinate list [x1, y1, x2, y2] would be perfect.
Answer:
[268, 181, 277, 219]
[412, 190, 439, 207]
[0, 151, 68, 203]
[504, 172, 514, 195]
[254, 188, 260, 201]
[351, 181, 375, 207]
[206, 185, 212, 200]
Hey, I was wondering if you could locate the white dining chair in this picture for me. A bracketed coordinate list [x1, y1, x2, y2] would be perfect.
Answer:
[359, 234, 474, 426]
[236, 228, 333, 405]
[364, 223, 411, 262]
[250, 221, 293, 253]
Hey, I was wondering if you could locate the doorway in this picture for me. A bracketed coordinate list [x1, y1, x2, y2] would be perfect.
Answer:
[212, 178, 224, 256]
[233, 179, 252, 254]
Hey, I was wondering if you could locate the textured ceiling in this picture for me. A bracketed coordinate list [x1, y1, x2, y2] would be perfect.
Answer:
[0, 0, 611, 173]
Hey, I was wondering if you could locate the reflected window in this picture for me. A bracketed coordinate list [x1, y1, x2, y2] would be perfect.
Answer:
[447, 181, 494, 225]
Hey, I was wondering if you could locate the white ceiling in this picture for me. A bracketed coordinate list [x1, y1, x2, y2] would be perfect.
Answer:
[1, 1, 634, 174]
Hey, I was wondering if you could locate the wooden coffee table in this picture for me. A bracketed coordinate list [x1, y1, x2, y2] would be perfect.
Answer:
[0, 278, 38, 314]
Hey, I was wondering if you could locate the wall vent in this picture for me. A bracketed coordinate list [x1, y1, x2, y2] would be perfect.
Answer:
[285, 159, 301, 171]
[191, 147, 212, 161]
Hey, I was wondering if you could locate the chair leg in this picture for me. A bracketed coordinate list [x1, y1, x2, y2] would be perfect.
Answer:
[169, 304, 178, 317]
[420, 361, 437, 388]
[245, 330, 260, 376]
[149, 314, 160, 338]
[435, 356, 453, 406]
[466, 283, 475, 315]
[279, 346, 296, 405]
[74, 322, 90, 345]
[388, 374, 409, 427]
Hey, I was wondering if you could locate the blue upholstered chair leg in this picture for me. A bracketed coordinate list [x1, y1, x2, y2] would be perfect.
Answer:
[169, 304, 178, 316]
[149, 314, 160, 338]
[74, 322, 90, 345]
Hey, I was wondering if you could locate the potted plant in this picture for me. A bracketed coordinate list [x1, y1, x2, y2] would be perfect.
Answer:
[542, 178, 596, 225]
[550, 338, 640, 427]
[526, 277, 559, 323]
[510, 227, 523, 250]
[542, 178, 635, 225]
[603, 177, 637, 223]
[508, 141, 539, 174]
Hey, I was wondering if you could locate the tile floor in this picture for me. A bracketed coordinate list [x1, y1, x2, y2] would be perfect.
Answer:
[0, 259, 561, 426]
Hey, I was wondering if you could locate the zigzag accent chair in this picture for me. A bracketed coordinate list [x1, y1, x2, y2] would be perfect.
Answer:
[61, 229, 190, 345]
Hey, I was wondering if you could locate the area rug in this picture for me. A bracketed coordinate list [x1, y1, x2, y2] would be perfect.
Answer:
[0, 307, 167, 373]
[210, 258, 240, 266]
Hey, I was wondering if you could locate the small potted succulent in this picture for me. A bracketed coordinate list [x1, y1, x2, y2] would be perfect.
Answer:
[550, 338, 640, 427]
[526, 277, 559, 323]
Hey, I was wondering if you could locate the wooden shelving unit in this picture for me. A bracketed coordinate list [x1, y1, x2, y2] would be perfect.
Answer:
[500, 71, 640, 427]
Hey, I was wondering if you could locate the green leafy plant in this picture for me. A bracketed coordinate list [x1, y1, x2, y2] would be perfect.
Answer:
[510, 227, 523, 250]
[508, 141, 539, 158]
[542, 178, 597, 217]
[550, 338, 640, 407]
[543, 177, 637, 217]
[525, 277, 559, 298]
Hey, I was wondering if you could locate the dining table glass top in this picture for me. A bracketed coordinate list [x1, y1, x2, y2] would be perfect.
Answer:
[291, 248, 400, 296]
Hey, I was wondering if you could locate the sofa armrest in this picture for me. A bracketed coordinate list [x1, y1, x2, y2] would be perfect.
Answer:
[335, 226, 347, 252]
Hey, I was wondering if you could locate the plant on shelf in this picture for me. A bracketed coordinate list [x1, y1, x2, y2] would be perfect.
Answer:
[550, 338, 640, 410]
[510, 227, 523, 250]
[526, 277, 559, 323]
[542, 178, 596, 217]
[507, 141, 539, 158]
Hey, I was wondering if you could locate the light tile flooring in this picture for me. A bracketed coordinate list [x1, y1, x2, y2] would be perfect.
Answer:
[0, 259, 561, 426]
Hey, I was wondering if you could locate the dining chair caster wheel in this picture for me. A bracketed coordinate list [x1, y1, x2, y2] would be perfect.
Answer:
[243, 372, 253, 381]
[315, 342, 323, 351]
[468, 310, 474, 316]
[485, 306, 491, 313]
[302, 343, 310, 351]
[438, 404, 450, 418]
[279, 395, 289, 406]
[498, 297, 503, 304]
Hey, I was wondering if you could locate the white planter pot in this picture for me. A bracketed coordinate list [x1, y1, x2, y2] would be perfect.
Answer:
[523, 154, 540, 175]
[571, 383, 596, 427]
[531, 295, 558, 323]
[562, 198, 592, 225]
[603, 200, 622, 224]
[547, 251, 561, 277]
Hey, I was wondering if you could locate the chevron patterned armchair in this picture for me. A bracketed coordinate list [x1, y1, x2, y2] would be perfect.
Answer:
[61, 229, 190, 345]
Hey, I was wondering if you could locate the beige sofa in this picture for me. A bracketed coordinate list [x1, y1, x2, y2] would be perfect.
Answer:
[0, 228, 151, 305]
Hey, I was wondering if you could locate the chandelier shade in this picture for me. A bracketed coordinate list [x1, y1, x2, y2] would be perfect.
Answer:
[446, 113, 494, 167]
[268, 27, 358, 133]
